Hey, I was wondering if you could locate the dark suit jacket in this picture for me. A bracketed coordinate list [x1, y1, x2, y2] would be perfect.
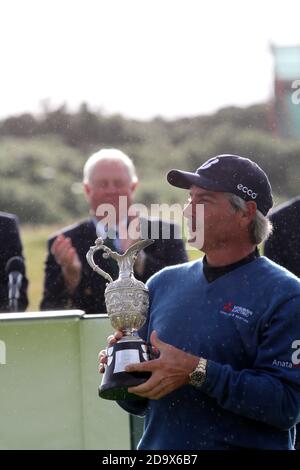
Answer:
[264, 197, 300, 276]
[264, 197, 300, 449]
[0, 212, 28, 312]
[40, 218, 188, 314]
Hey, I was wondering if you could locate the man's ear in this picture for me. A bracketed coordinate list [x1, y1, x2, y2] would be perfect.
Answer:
[240, 201, 257, 226]
[83, 182, 91, 199]
[245, 201, 257, 218]
[130, 180, 139, 194]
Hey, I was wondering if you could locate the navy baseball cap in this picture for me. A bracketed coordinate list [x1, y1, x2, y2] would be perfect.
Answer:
[167, 154, 273, 216]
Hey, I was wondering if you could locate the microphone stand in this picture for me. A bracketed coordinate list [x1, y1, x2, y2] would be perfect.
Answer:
[8, 298, 19, 313]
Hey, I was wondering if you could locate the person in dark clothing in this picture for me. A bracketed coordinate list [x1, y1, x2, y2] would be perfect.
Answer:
[40, 149, 187, 314]
[99, 155, 300, 450]
[264, 196, 300, 449]
[0, 212, 28, 312]
[264, 196, 300, 276]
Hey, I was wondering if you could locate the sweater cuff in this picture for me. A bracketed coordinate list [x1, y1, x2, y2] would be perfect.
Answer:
[200, 359, 223, 395]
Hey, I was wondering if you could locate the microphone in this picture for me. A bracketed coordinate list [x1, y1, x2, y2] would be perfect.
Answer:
[5, 256, 25, 312]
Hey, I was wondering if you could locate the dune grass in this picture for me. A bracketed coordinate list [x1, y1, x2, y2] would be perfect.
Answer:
[21, 225, 58, 311]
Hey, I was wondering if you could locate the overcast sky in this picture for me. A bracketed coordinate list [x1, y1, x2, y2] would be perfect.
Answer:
[1, 0, 299, 120]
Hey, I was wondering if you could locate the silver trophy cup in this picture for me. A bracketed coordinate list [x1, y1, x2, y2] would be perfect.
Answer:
[86, 237, 154, 400]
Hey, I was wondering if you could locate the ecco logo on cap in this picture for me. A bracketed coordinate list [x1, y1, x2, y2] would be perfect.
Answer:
[237, 184, 258, 199]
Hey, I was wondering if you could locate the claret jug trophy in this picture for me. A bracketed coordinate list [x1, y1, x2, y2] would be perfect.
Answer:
[86, 237, 154, 400]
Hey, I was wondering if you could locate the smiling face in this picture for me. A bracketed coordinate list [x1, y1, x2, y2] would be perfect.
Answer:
[183, 185, 249, 253]
[84, 159, 138, 222]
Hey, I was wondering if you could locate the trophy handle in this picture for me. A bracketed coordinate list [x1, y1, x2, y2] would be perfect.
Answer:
[86, 237, 155, 283]
[86, 237, 114, 283]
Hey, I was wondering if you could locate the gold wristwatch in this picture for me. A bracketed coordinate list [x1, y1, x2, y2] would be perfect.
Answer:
[189, 357, 207, 388]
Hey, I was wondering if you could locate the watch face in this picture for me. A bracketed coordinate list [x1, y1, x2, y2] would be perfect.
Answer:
[189, 359, 207, 388]
[190, 370, 203, 386]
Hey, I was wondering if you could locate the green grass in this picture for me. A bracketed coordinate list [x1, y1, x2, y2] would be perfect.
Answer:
[21, 224, 202, 312]
[22, 225, 60, 311]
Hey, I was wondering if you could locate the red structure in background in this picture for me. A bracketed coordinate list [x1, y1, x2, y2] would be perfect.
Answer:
[269, 44, 300, 139]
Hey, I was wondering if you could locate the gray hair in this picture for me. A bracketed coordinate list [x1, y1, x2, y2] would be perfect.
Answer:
[83, 148, 138, 184]
[226, 193, 273, 244]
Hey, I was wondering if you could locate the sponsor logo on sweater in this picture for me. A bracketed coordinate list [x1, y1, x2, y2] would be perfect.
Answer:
[272, 340, 300, 369]
[220, 303, 254, 324]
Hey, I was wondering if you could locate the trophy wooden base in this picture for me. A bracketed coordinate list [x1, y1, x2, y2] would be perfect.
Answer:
[99, 338, 151, 400]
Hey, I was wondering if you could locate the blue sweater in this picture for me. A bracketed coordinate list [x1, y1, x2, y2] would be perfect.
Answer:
[121, 257, 300, 450]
